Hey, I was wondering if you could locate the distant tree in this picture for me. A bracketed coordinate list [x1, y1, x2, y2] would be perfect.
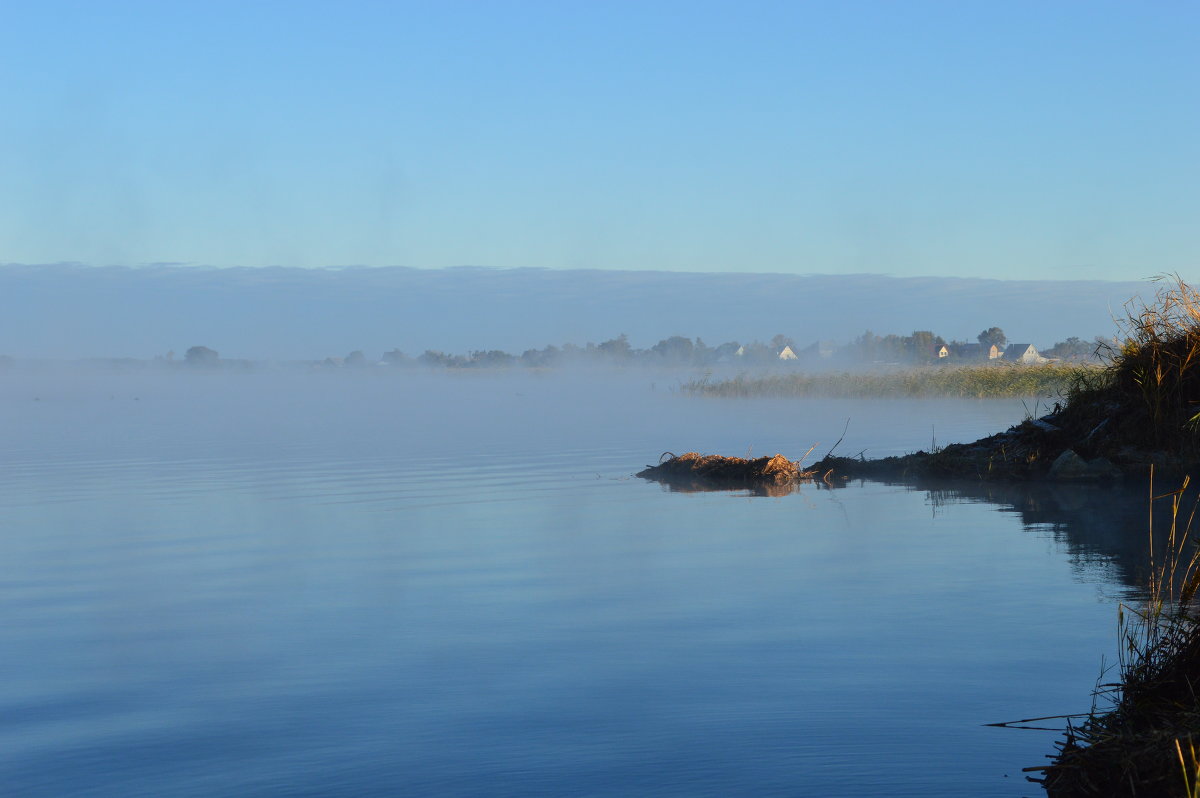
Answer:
[738, 340, 777, 364]
[713, 341, 742, 361]
[419, 350, 457, 367]
[770, 333, 796, 353]
[598, 334, 632, 360]
[977, 327, 1007, 349]
[382, 349, 409, 366]
[848, 330, 881, 362]
[908, 330, 936, 362]
[469, 350, 515, 368]
[692, 337, 715, 364]
[521, 344, 561, 368]
[651, 335, 695, 364]
[1045, 336, 1097, 360]
[184, 345, 219, 367]
[877, 334, 906, 362]
[344, 350, 367, 367]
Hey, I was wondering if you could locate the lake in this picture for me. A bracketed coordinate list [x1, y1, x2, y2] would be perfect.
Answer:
[0, 370, 1154, 796]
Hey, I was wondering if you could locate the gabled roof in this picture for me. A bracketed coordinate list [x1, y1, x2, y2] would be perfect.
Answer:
[953, 343, 1003, 358]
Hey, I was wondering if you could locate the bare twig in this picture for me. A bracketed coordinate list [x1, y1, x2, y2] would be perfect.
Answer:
[824, 418, 850, 459]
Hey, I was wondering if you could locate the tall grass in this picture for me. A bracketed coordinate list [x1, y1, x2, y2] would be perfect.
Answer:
[683, 363, 1091, 400]
[1066, 275, 1200, 451]
[1042, 471, 1200, 797]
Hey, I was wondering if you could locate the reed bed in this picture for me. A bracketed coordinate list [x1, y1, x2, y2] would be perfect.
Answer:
[683, 363, 1091, 400]
[1072, 276, 1200, 452]
[1039, 473, 1200, 797]
[1018, 280, 1200, 793]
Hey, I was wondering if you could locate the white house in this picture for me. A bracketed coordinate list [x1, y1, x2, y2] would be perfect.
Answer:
[1003, 344, 1048, 365]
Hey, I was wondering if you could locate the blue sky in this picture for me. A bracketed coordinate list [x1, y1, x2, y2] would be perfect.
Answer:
[2, 1, 1196, 280]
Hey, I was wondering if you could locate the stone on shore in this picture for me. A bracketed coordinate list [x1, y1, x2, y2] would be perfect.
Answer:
[1047, 449, 1122, 481]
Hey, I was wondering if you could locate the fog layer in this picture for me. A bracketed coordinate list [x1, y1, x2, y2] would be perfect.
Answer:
[0, 264, 1153, 360]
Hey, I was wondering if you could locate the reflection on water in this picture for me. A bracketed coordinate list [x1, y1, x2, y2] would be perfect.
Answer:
[0, 372, 1157, 797]
[645, 466, 1172, 597]
[887, 476, 1179, 600]
[645, 478, 803, 497]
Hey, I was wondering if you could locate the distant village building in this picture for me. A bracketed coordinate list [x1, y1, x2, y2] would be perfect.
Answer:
[778, 345, 798, 361]
[1003, 343, 1048, 365]
[936, 345, 950, 359]
[954, 343, 1003, 360]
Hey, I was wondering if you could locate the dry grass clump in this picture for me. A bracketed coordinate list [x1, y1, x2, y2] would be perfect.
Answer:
[637, 450, 817, 490]
[1110, 277, 1200, 427]
[1040, 476, 1200, 797]
[1063, 276, 1200, 460]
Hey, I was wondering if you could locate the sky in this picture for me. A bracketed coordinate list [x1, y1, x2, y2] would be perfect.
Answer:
[1, 1, 1196, 281]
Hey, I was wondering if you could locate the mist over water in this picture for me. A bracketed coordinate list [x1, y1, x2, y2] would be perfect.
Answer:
[0, 371, 1146, 796]
[0, 265, 1148, 360]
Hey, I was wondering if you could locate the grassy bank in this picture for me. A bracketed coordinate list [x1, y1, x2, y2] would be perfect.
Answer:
[1039, 478, 1200, 797]
[1035, 279, 1200, 794]
[682, 362, 1093, 400]
[798, 277, 1200, 481]
[1047, 276, 1200, 469]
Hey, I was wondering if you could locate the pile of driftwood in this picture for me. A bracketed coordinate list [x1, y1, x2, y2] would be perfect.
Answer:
[637, 450, 817, 491]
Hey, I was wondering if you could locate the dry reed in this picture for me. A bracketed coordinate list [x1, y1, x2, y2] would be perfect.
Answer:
[1040, 470, 1200, 797]
[637, 449, 818, 490]
[1066, 275, 1200, 458]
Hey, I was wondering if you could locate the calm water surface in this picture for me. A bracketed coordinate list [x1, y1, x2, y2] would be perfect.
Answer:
[0, 371, 1149, 796]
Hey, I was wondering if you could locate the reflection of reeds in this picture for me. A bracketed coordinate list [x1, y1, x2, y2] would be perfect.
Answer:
[682, 363, 1091, 400]
[1040, 470, 1200, 797]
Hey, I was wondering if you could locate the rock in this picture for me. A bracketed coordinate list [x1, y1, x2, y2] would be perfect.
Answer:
[1047, 450, 1122, 481]
[1048, 450, 1087, 479]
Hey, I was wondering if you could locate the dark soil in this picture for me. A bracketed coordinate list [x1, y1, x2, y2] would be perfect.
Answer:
[810, 409, 1192, 484]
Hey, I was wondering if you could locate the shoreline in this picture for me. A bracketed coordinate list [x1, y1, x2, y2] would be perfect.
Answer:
[811, 414, 1192, 485]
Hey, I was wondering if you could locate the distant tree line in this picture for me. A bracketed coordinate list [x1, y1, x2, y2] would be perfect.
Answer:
[126, 329, 1104, 373]
[298, 327, 1107, 370]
